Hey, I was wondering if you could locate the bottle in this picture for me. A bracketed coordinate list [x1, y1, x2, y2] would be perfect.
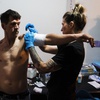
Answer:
[78, 72, 82, 83]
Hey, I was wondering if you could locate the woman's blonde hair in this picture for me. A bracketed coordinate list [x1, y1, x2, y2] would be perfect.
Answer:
[63, 3, 86, 32]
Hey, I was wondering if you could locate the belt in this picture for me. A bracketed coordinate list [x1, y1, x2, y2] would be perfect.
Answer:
[0, 90, 29, 99]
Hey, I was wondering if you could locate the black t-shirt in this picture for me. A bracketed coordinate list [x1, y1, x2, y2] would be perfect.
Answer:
[47, 41, 85, 91]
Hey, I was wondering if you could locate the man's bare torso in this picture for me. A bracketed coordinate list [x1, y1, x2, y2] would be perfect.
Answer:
[0, 36, 29, 94]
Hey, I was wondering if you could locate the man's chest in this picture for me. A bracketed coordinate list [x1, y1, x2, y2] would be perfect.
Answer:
[0, 43, 28, 65]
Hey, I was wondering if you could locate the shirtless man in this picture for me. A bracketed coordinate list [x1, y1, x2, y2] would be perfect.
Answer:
[0, 9, 94, 100]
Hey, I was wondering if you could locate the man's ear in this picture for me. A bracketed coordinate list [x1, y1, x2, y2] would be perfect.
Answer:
[69, 21, 74, 29]
[1, 23, 5, 30]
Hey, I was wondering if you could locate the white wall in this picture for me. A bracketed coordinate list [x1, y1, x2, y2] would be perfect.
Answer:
[75, 0, 100, 64]
[0, 0, 100, 64]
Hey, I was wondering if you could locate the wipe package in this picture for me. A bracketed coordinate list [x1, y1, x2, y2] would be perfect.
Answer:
[94, 40, 100, 47]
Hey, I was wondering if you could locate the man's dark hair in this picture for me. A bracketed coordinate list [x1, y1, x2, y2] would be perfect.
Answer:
[0, 9, 21, 24]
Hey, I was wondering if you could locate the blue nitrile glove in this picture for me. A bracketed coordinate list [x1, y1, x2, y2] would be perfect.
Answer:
[25, 23, 38, 33]
[24, 32, 36, 50]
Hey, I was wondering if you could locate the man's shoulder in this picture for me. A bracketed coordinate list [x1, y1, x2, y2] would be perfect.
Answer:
[18, 34, 25, 40]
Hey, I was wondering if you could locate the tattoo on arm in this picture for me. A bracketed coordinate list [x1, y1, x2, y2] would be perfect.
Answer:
[28, 47, 61, 73]
[28, 47, 42, 64]
[46, 59, 61, 71]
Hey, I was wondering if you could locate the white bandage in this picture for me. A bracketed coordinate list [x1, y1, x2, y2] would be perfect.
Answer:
[33, 87, 42, 93]
[34, 34, 46, 46]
